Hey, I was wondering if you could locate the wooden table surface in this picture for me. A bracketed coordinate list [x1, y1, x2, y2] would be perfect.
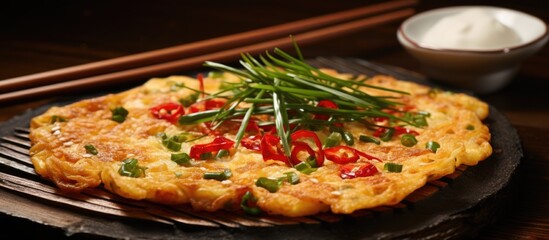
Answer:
[1, 0, 548, 239]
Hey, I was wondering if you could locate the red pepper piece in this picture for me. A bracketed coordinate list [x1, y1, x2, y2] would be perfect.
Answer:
[189, 98, 227, 113]
[290, 142, 316, 166]
[241, 135, 262, 151]
[354, 149, 381, 162]
[197, 73, 205, 98]
[324, 146, 381, 164]
[373, 127, 386, 137]
[394, 126, 419, 136]
[189, 136, 234, 159]
[373, 117, 389, 122]
[340, 163, 378, 179]
[150, 102, 184, 124]
[324, 146, 359, 164]
[313, 100, 342, 127]
[290, 130, 324, 167]
[260, 133, 288, 163]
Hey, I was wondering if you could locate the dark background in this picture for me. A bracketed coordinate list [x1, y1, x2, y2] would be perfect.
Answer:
[1, 0, 549, 239]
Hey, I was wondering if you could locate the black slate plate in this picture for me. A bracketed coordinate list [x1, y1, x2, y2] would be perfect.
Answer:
[0, 57, 522, 239]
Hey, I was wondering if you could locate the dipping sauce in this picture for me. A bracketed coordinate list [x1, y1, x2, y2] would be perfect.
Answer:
[421, 8, 522, 50]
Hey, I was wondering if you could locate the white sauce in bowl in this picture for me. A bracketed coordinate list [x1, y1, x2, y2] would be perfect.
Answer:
[421, 8, 522, 50]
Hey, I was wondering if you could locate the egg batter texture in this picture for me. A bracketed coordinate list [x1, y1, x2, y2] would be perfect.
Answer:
[29, 68, 491, 217]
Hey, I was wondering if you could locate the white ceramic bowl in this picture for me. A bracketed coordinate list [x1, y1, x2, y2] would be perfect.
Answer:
[397, 6, 548, 93]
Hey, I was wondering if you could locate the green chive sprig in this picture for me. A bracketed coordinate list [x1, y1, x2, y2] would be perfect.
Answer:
[178, 42, 418, 150]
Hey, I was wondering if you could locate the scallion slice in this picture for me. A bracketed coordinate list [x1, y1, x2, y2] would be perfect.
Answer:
[240, 191, 261, 215]
[111, 106, 129, 123]
[466, 124, 475, 130]
[118, 158, 146, 178]
[384, 162, 403, 173]
[216, 149, 230, 159]
[84, 144, 98, 155]
[179, 93, 199, 107]
[401, 134, 418, 147]
[281, 172, 300, 185]
[426, 141, 440, 153]
[294, 162, 317, 174]
[255, 177, 281, 193]
[203, 169, 232, 181]
[171, 152, 191, 166]
[359, 135, 380, 145]
[380, 128, 395, 142]
[324, 132, 342, 148]
[341, 131, 355, 146]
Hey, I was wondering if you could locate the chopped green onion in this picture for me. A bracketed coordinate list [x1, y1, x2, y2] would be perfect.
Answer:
[171, 152, 191, 166]
[164, 139, 182, 152]
[208, 71, 224, 79]
[160, 133, 197, 152]
[157, 132, 168, 139]
[111, 106, 129, 123]
[426, 141, 440, 153]
[84, 144, 98, 155]
[401, 134, 418, 147]
[171, 134, 188, 143]
[380, 128, 395, 142]
[216, 149, 230, 159]
[255, 177, 281, 193]
[179, 93, 199, 107]
[200, 152, 213, 160]
[384, 162, 403, 173]
[281, 172, 300, 185]
[359, 135, 380, 145]
[329, 126, 354, 146]
[324, 132, 342, 148]
[170, 82, 185, 91]
[466, 124, 475, 130]
[203, 169, 232, 181]
[294, 162, 317, 174]
[404, 112, 429, 127]
[306, 156, 318, 168]
[50, 115, 66, 124]
[341, 131, 355, 146]
[240, 191, 261, 215]
[118, 158, 146, 178]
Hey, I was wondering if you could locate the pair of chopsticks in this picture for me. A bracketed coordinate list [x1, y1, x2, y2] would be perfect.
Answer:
[0, 0, 417, 104]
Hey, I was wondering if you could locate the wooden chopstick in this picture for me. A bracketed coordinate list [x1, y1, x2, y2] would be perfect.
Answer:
[0, 0, 416, 94]
[0, 8, 415, 104]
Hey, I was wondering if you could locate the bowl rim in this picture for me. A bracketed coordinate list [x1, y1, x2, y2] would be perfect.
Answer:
[398, 5, 549, 54]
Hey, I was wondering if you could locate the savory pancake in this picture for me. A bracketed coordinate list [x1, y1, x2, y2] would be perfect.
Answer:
[29, 52, 491, 217]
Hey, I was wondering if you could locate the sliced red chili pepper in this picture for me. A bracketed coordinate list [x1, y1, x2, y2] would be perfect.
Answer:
[241, 135, 262, 151]
[290, 142, 316, 166]
[197, 73, 205, 98]
[313, 100, 338, 121]
[260, 133, 288, 163]
[394, 126, 419, 136]
[188, 98, 227, 113]
[150, 102, 184, 124]
[355, 149, 382, 162]
[373, 127, 386, 137]
[290, 130, 324, 167]
[324, 146, 381, 163]
[373, 117, 389, 122]
[189, 136, 234, 159]
[340, 163, 378, 179]
[324, 146, 359, 164]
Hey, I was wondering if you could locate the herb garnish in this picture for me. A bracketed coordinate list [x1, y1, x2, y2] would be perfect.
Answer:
[178, 42, 418, 153]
